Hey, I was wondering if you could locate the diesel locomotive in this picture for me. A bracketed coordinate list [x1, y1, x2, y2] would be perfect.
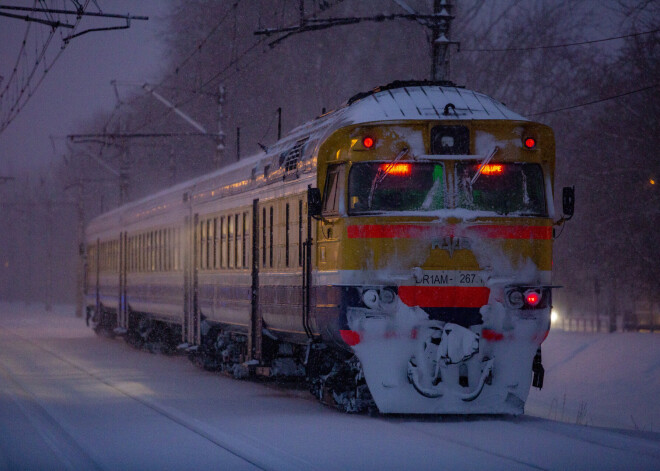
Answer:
[85, 81, 574, 414]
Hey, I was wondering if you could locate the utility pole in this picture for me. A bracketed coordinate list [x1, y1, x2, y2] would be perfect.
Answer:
[45, 188, 53, 312]
[431, 0, 454, 82]
[216, 85, 226, 168]
[75, 176, 85, 318]
[119, 148, 129, 205]
[118, 119, 129, 205]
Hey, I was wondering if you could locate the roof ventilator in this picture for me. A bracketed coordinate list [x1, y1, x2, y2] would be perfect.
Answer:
[280, 138, 309, 175]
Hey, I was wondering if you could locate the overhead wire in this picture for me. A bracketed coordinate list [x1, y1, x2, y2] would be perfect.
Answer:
[127, 0, 349, 136]
[103, 1, 243, 135]
[0, 0, 91, 135]
[530, 83, 658, 116]
[0, 1, 35, 101]
[461, 27, 660, 52]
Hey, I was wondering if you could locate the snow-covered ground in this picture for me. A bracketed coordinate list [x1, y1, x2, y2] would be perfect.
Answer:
[0, 302, 658, 470]
[526, 329, 660, 432]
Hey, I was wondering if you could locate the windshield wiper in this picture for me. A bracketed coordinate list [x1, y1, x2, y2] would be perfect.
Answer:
[470, 146, 500, 186]
[367, 147, 410, 209]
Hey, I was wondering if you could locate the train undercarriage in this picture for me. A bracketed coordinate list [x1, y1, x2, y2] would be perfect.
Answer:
[87, 289, 547, 416]
[87, 305, 377, 414]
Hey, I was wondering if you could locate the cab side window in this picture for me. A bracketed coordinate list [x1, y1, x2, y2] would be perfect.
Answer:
[322, 165, 344, 216]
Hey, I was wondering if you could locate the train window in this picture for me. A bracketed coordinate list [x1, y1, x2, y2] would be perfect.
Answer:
[146, 234, 149, 271]
[228, 215, 234, 268]
[455, 162, 547, 216]
[151, 232, 155, 271]
[236, 213, 242, 269]
[173, 229, 179, 271]
[199, 221, 206, 270]
[164, 230, 169, 271]
[269, 207, 274, 268]
[430, 125, 470, 155]
[262, 207, 267, 267]
[153, 232, 157, 272]
[285, 203, 290, 267]
[242, 212, 249, 268]
[322, 165, 344, 215]
[220, 217, 226, 268]
[157, 230, 162, 272]
[167, 229, 172, 271]
[142, 233, 146, 272]
[206, 219, 212, 270]
[161, 231, 166, 271]
[212, 218, 218, 269]
[298, 199, 303, 267]
[143, 234, 146, 272]
[161, 230, 165, 271]
[348, 162, 445, 213]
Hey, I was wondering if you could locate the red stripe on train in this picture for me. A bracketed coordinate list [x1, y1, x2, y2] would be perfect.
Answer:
[346, 224, 551, 240]
[398, 286, 490, 308]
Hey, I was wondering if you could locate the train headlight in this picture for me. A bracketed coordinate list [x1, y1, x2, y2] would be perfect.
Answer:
[507, 290, 525, 309]
[362, 289, 379, 309]
[380, 288, 396, 304]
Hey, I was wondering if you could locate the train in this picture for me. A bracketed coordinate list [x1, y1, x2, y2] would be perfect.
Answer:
[84, 80, 574, 414]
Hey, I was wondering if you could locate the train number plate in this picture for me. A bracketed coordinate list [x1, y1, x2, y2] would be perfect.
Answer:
[415, 270, 484, 286]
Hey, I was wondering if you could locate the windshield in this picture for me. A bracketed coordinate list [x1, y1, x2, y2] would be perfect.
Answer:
[348, 162, 445, 213]
[455, 162, 547, 216]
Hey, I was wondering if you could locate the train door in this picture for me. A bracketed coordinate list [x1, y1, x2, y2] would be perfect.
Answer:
[118, 231, 128, 330]
[94, 238, 100, 317]
[248, 198, 262, 362]
[183, 212, 200, 345]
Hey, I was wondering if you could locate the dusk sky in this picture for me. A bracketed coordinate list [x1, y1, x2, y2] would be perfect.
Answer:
[0, 1, 171, 177]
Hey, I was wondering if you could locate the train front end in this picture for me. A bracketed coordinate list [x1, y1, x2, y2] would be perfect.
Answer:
[314, 116, 557, 414]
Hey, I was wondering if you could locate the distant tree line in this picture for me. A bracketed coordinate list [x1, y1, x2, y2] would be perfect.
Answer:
[3, 0, 656, 315]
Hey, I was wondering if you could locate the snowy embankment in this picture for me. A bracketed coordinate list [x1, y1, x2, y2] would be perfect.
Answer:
[526, 328, 660, 432]
[0, 302, 658, 471]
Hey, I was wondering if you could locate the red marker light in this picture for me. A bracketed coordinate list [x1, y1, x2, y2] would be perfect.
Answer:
[480, 164, 504, 175]
[363, 136, 375, 148]
[525, 291, 541, 307]
[379, 163, 411, 176]
[340, 329, 361, 346]
[524, 137, 536, 149]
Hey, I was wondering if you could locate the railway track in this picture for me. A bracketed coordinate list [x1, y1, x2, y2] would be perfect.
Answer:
[0, 324, 320, 471]
[0, 308, 658, 471]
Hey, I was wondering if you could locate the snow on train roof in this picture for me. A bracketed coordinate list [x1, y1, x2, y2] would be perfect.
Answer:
[341, 84, 527, 123]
